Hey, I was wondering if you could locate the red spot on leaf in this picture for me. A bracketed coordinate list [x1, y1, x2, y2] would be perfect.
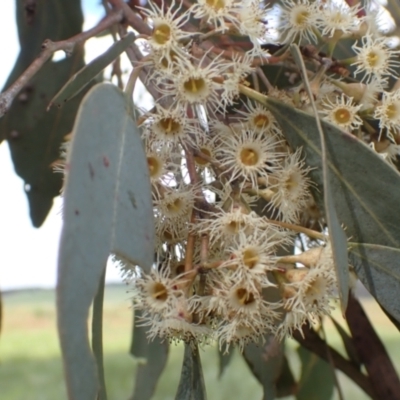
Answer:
[88, 162, 95, 179]
[103, 155, 110, 167]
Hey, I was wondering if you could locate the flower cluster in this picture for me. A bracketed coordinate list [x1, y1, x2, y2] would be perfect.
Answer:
[61, 0, 400, 349]
[123, 0, 351, 350]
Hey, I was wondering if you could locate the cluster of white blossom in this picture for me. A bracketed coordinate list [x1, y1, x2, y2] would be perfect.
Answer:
[108, 0, 400, 349]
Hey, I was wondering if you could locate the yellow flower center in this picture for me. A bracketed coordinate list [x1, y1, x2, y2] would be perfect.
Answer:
[242, 248, 260, 269]
[206, 0, 225, 10]
[226, 220, 242, 234]
[366, 51, 379, 67]
[183, 77, 206, 94]
[157, 117, 182, 137]
[166, 198, 183, 213]
[334, 108, 351, 124]
[253, 113, 270, 129]
[295, 10, 309, 26]
[236, 288, 256, 306]
[330, 11, 344, 24]
[240, 147, 259, 166]
[153, 23, 171, 45]
[386, 103, 399, 120]
[147, 155, 162, 178]
[151, 282, 168, 301]
[194, 147, 212, 166]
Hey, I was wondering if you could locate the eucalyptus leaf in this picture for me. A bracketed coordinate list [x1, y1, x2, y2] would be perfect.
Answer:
[330, 316, 361, 368]
[259, 64, 299, 90]
[175, 344, 207, 400]
[265, 98, 400, 248]
[57, 83, 154, 400]
[276, 355, 297, 398]
[91, 269, 107, 400]
[380, 306, 400, 333]
[218, 347, 235, 379]
[0, 0, 87, 226]
[50, 33, 136, 107]
[243, 337, 283, 400]
[349, 243, 400, 323]
[129, 309, 169, 400]
[263, 96, 400, 319]
[287, 44, 349, 312]
[332, 38, 356, 67]
[296, 346, 335, 400]
[131, 338, 169, 400]
[130, 309, 149, 359]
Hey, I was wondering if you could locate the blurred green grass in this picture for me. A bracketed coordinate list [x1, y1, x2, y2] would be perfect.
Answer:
[0, 285, 399, 399]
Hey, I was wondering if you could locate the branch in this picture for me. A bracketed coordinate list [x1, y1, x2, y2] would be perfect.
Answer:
[123, 42, 161, 101]
[293, 325, 377, 399]
[346, 294, 400, 400]
[107, 0, 152, 35]
[0, 10, 123, 119]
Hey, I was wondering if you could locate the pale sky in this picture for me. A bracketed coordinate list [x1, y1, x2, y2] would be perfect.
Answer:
[0, 1, 149, 290]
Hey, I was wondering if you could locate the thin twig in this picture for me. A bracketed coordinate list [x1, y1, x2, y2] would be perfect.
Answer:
[103, 1, 124, 90]
[197, 234, 209, 296]
[256, 67, 273, 91]
[123, 42, 160, 100]
[184, 212, 196, 274]
[251, 72, 259, 92]
[321, 323, 345, 400]
[0, 10, 123, 118]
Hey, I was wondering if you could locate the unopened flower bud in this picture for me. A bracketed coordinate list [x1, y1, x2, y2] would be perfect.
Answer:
[337, 82, 366, 103]
[295, 246, 324, 267]
[282, 285, 297, 302]
[285, 269, 308, 283]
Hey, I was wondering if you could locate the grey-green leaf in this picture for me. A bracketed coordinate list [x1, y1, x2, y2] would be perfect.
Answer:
[50, 33, 136, 107]
[131, 338, 169, 400]
[175, 344, 207, 400]
[130, 309, 149, 359]
[130, 309, 169, 400]
[264, 96, 400, 319]
[282, 44, 349, 311]
[330, 316, 361, 368]
[0, 0, 87, 226]
[265, 98, 400, 249]
[91, 270, 107, 400]
[296, 346, 335, 400]
[218, 347, 235, 379]
[243, 337, 284, 400]
[57, 83, 154, 400]
[276, 355, 297, 398]
[349, 243, 400, 323]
